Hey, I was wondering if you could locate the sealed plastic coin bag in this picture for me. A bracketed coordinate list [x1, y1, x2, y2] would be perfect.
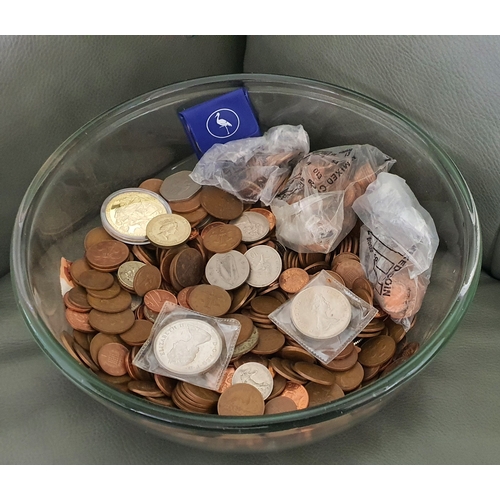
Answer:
[133, 302, 240, 390]
[352, 173, 439, 329]
[189, 125, 309, 205]
[272, 144, 394, 253]
[269, 270, 377, 363]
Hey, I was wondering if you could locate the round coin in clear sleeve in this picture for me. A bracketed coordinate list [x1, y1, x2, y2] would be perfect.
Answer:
[101, 188, 171, 244]
[205, 250, 250, 290]
[160, 170, 202, 202]
[146, 214, 192, 248]
[232, 362, 273, 400]
[244, 245, 282, 288]
[291, 286, 352, 340]
[153, 319, 223, 376]
[230, 212, 270, 243]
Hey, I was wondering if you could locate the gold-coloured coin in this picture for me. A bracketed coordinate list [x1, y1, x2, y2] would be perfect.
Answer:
[146, 214, 191, 248]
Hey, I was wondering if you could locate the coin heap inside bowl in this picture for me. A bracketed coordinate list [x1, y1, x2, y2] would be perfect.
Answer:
[61, 171, 419, 416]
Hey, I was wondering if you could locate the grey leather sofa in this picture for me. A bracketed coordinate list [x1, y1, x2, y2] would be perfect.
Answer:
[1, 35, 499, 464]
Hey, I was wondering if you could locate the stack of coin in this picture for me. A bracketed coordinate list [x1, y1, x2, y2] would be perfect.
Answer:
[60, 171, 420, 416]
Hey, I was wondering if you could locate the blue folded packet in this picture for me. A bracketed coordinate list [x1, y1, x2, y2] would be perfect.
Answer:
[178, 88, 261, 158]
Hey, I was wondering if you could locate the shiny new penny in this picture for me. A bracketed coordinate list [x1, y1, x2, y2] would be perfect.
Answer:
[205, 251, 250, 290]
[187, 285, 232, 317]
[86, 240, 130, 270]
[202, 224, 242, 253]
[293, 362, 337, 386]
[139, 178, 163, 194]
[117, 261, 146, 290]
[306, 382, 345, 407]
[224, 313, 254, 345]
[97, 342, 129, 376]
[88, 309, 135, 335]
[160, 170, 201, 202]
[146, 214, 191, 248]
[217, 383, 265, 416]
[358, 335, 397, 368]
[84, 227, 115, 251]
[280, 382, 309, 410]
[291, 286, 352, 340]
[334, 362, 364, 392]
[133, 264, 162, 297]
[65, 309, 96, 333]
[244, 245, 282, 288]
[251, 329, 285, 356]
[279, 268, 310, 294]
[200, 186, 244, 220]
[87, 288, 132, 313]
[264, 396, 297, 414]
[232, 362, 274, 400]
[229, 211, 270, 243]
[144, 289, 177, 313]
[120, 320, 153, 345]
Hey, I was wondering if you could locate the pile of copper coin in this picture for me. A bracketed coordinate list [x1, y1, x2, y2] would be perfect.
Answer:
[61, 172, 419, 417]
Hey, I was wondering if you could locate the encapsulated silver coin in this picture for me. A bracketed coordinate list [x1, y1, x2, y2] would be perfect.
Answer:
[244, 245, 282, 288]
[160, 170, 201, 202]
[232, 362, 274, 399]
[154, 319, 223, 375]
[205, 250, 250, 290]
[229, 211, 270, 242]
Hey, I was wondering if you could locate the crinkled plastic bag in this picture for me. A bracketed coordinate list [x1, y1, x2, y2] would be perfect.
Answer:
[272, 144, 395, 253]
[189, 125, 309, 205]
[352, 173, 439, 329]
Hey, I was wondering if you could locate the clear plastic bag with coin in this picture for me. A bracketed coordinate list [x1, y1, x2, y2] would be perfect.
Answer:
[353, 173, 439, 329]
[269, 270, 377, 364]
[132, 302, 240, 391]
[189, 125, 310, 205]
[272, 144, 395, 253]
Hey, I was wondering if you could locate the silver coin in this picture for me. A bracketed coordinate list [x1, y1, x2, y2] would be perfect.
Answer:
[154, 319, 222, 375]
[205, 250, 250, 290]
[143, 305, 159, 323]
[232, 362, 274, 400]
[291, 286, 352, 339]
[118, 261, 146, 290]
[231, 327, 260, 359]
[130, 294, 143, 312]
[229, 212, 270, 242]
[244, 245, 282, 288]
[160, 170, 201, 202]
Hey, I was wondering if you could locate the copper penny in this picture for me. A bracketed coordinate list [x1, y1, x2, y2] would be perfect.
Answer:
[251, 329, 285, 356]
[352, 277, 373, 298]
[89, 333, 122, 365]
[86, 279, 122, 299]
[293, 362, 337, 386]
[182, 383, 220, 406]
[87, 288, 132, 313]
[386, 320, 406, 343]
[133, 264, 162, 296]
[362, 364, 380, 382]
[97, 342, 129, 376]
[250, 296, 281, 316]
[138, 178, 163, 194]
[96, 372, 131, 385]
[69, 258, 92, 285]
[128, 380, 164, 398]
[73, 329, 92, 351]
[145, 397, 175, 408]
[84, 227, 115, 251]
[60, 331, 81, 363]
[335, 342, 355, 360]
[73, 342, 100, 371]
[120, 319, 153, 345]
[249, 208, 276, 231]
[177, 286, 195, 309]
[180, 206, 208, 225]
[217, 383, 265, 416]
[267, 373, 287, 400]
[358, 336, 397, 367]
[224, 313, 254, 345]
[280, 382, 309, 410]
[202, 224, 242, 253]
[306, 382, 345, 407]
[65, 309, 96, 333]
[167, 191, 202, 213]
[187, 284, 232, 317]
[279, 268, 309, 294]
[397, 341, 420, 360]
[334, 362, 364, 392]
[216, 367, 236, 393]
[88, 309, 135, 335]
[322, 348, 358, 372]
[200, 186, 244, 220]
[280, 346, 316, 364]
[77, 270, 114, 291]
[326, 270, 346, 287]
[67, 286, 91, 310]
[333, 259, 366, 289]
[228, 283, 252, 313]
[144, 289, 177, 313]
[171, 248, 204, 288]
[159, 246, 184, 284]
[86, 240, 129, 270]
[201, 221, 226, 239]
[270, 358, 307, 384]
[264, 396, 297, 415]
[153, 373, 177, 397]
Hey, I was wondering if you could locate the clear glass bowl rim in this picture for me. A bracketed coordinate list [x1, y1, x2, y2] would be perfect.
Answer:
[11, 73, 482, 434]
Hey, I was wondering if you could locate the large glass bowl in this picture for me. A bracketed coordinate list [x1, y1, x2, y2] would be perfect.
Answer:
[11, 74, 481, 452]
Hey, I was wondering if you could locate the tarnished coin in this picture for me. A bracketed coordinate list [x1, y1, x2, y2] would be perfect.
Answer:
[202, 224, 242, 253]
[89, 333, 122, 365]
[187, 285, 232, 317]
[264, 396, 297, 414]
[231, 327, 260, 359]
[322, 347, 358, 372]
[229, 211, 270, 243]
[168, 191, 202, 213]
[65, 309, 96, 333]
[88, 309, 135, 335]
[67, 286, 91, 311]
[128, 380, 165, 398]
[232, 362, 274, 400]
[217, 383, 265, 416]
[245, 245, 282, 288]
[280, 382, 309, 410]
[267, 373, 287, 400]
[291, 286, 352, 340]
[153, 373, 177, 397]
[146, 214, 191, 248]
[358, 335, 397, 368]
[86, 240, 130, 270]
[171, 248, 204, 288]
[160, 170, 202, 202]
[97, 342, 129, 376]
[280, 346, 316, 364]
[86, 279, 122, 300]
[154, 319, 222, 375]
[78, 270, 114, 291]
[334, 362, 364, 392]
[133, 264, 162, 297]
[205, 251, 250, 290]
[333, 259, 366, 289]
[139, 178, 163, 194]
[293, 362, 337, 386]
[224, 313, 254, 345]
[87, 288, 132, 313]
[84, 227, 115, 251]
[200, 186, 244, 220]
[69, 258, 92, 285]
[118, 261, 146, 290]
[306, 382, 345, 407]
[251, 328, 285, 356]
[144, 289, 177, 313]
[120, 319, 153, 345]
[279, 268, 310, 294]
